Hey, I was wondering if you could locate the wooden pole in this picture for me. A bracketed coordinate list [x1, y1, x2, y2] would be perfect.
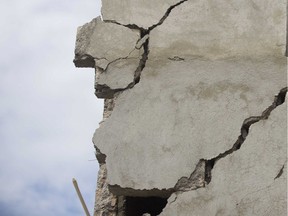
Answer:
[72, 178, 91, 216]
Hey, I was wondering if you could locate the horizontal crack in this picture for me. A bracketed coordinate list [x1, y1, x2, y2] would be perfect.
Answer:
[174, 159, 206, 192]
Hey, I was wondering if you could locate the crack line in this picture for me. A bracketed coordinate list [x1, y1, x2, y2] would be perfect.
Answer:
[174, 87, 287, 192]
[97, 0, 189, 98]
[103, 0, 188, 33]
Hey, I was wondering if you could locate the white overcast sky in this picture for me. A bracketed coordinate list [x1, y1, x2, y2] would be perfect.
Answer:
[0, 1, 103, 215]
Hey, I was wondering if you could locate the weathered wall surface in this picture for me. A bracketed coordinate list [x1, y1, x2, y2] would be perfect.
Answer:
[74, 0, 287, 215]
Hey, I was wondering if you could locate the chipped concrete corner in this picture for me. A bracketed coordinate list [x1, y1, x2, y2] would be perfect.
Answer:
[74, 0, 287, 215]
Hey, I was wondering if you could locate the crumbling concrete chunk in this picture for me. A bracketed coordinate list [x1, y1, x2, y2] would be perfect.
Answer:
[74, 17, 141, 68]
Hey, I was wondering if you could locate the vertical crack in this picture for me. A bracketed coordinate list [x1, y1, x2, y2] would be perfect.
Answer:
[134, 30, 149, 84]
[95, 31, 150, 98]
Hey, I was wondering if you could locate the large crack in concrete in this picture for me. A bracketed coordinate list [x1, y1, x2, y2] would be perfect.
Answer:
[97, 0, 189, 98]
[174, 87, 287, 193]
[95, 34, 149, 98]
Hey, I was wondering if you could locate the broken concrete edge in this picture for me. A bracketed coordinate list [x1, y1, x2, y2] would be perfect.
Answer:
[93, 87, 287, 204]
[95, 145, 106, 165]
[73, 16, 143, 70]
[91, 0, 191, 98]
[147, 0, 188, 32]
[73, 54, 96, 68]
[172, 86, 287, 198]
[108, 184, 174, 198]
[95, 34, 149, 99]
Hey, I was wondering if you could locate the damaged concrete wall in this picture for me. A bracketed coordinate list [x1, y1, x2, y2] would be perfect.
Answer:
[74, 0, 287, 215]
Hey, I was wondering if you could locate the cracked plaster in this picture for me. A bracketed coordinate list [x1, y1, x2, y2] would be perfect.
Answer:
[92, 57, 286, 194]
[160, 99, 287, 216]
[74, 17, 144, 92]
[74, 0, 287, 214]
[101, 0, 182, 29]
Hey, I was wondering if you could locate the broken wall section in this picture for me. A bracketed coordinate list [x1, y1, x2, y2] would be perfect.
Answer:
[74, 0, 287, 215]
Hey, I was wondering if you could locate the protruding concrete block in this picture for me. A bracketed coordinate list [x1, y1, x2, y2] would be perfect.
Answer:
[74, 17, 141, 68]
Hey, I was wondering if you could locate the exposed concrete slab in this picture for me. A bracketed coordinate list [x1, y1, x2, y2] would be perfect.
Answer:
[92, 57, 286, 193]
[101, 0, 181, 29]
[160, 100, 287, 216]
[149, 0, 287, 59]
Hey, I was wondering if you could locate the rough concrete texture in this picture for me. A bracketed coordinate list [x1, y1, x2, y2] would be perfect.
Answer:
[94, 164, 118, 216]
[101, 0, 181, 29]
[97, 58, 139, 90]
[74, 17, 143, 94]
[74, 0, 287, 215]
[74, 17, 141, 66]
[93, 57, 286, 192]
[160, 100, 287, 216]
[149, 0, 286, 59]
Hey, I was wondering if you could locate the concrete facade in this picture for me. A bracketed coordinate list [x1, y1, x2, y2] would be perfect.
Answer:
[74, 0, 287, 215]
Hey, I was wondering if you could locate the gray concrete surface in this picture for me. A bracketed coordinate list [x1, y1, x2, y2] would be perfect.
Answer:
[149, 0, 286, 59]
[160, 100, 287, 215]
[74, 0, 287, 215]
[93, 57, 286, 192]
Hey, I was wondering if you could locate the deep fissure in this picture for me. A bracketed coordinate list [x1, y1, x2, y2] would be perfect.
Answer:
[96, 0, 190, 99]
[95, 33, 149, 98]
[174, 87, 287, 192]
[204, 87, 288, 185]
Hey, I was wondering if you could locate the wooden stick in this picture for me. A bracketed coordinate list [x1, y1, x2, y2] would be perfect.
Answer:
[72, 178, 91, 216]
